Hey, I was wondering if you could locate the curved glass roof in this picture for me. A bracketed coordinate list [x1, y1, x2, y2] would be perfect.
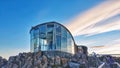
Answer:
[30, 21, 76, 54]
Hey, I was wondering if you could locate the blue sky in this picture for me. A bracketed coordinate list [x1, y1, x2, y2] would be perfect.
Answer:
[0, 0, 120, 59]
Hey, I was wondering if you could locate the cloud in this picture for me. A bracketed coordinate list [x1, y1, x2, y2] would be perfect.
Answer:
[77, 40, 95, 46]
[65, 0, 120, 36]
[89, 44, 120, 54]
[89, 39, 120, 54]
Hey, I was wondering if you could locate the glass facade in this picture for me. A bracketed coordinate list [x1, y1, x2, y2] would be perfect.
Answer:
[30, 22, 75, 54]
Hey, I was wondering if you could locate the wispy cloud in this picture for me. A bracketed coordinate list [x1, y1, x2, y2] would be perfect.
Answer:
[65, 0, 120, 36]
[77, 40, 95, 46]
[89, 43, 120, 54]
[89, 39, 120, 54]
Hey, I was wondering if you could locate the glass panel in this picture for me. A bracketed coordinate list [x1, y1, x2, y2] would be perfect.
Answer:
[47, 24, 54, 50]
[34, 28, 39, 38]
[39, 25, 47, 51]
[44, 39, 48, 50]
[39, 38, 48, 51]
[47, 32, 53, 50]
[56, 35, 61, 50]
[47, 24, 54, 32]
[61, 27, 67, 52]
[61, 27, 67, 38]
[39, 25, 46, 33]
[30, 39, 34, 52]
[33, 38, 37, 52]
[67, 33, 71, 53]
[39, 25, 46, 39]
[56, 25, 61, 34]
[30, 30, 34, 39]
[67, 32, 75, 54]
[40, 39, 43, 51]
[61, 37, 67, 52]
[71, 40, 74, 54]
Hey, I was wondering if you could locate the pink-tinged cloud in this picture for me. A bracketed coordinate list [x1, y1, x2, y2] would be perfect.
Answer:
[88, 39, 120, 54]
[65, 0, 120, 36]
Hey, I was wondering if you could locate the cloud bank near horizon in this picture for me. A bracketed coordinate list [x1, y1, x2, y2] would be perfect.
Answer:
[65, 0, 120, 37]
[88, 39, 120, 54]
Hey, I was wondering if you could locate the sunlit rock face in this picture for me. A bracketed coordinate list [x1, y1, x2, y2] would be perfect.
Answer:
[30, 22, 76, 54]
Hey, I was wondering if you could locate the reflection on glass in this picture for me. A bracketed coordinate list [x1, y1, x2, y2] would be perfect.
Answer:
[56, 35, 61, 50]
[47, 24, 54, 50]
[61, 37, 67, 52]
[61, 27, 67, 38]
[56, 25, 61, 34]
[30, 23, 75, 54]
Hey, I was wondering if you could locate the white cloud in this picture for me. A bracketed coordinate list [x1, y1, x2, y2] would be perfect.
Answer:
[88, 39, 120, 54]
[89, 44, 120, 54]
[77, 40, 95, 46]
[65, 0, 120, 36]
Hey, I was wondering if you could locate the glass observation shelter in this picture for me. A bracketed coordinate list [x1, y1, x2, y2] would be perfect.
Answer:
[30, 22, 76, 54]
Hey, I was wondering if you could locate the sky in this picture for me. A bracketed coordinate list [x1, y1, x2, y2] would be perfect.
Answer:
[0, 0, 120, 59]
